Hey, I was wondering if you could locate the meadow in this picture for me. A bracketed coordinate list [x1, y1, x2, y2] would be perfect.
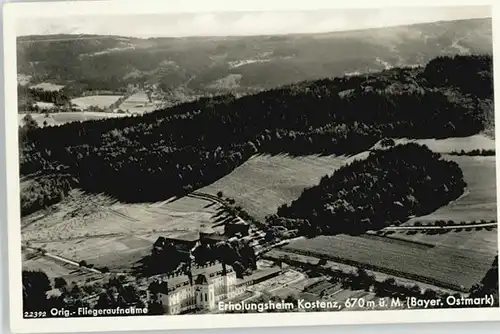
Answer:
[199, 153, 368, 220]
[118, 91, 160, 114]
[382, 228, 497, 254]
[22, 251, 100, 284]
[265, 248, 459, 294]
[283, 234, 495, 291]
[407, 155, 496, 223]
[22, 190, 225, 271]
[71, 95, 123, 109]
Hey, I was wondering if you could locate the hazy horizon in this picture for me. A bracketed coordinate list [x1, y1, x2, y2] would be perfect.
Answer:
[16, 6, 491, 38]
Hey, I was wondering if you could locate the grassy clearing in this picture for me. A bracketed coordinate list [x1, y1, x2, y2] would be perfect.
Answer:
[407, 155, 496, 223]
[21, 190, 225, 270]
[21, 192, 224, 242]
[283, 234, 495, 291]
[71, 95, 123, 109]
[199, 153, 368, 220]
[265, 248, 459, 294]
[118, 92, 160, 114]
[29, 235, 153, 271]
[22, 251, 99, 284]
[384, 229, 497, 255]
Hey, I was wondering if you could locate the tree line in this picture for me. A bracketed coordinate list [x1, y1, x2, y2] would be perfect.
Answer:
[19, 55, 491, 214]
[449, 149, 495, 156]
[20, 174, 77, 216]
[18, 85, 71, 111]
[273, 143, 466, 235]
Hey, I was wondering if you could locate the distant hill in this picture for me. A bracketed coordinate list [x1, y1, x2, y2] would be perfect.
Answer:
[17, 18, 492, 102]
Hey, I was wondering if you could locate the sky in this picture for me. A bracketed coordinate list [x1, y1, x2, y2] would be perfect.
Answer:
[16, 6, 491, 38]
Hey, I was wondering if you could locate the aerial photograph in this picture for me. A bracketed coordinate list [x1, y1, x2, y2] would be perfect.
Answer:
[18, 6, 498, 317]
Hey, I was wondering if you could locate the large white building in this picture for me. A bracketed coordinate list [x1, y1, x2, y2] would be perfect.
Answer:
[154, 262, 282, 315]
[156, 262, 240, 314]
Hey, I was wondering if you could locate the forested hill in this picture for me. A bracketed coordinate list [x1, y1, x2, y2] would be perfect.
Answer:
[20, 55, 493, 215]
[17, 18, 491, 97]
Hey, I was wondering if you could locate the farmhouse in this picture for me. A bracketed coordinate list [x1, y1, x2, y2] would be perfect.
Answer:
[155, 262, 283, 315]
[199, 231, 228, 247]
[154, 232, 200, 254]
[155, 230, 233, 254]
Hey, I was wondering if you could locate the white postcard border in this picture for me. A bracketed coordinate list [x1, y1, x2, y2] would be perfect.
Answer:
[3, 0, 500, 332]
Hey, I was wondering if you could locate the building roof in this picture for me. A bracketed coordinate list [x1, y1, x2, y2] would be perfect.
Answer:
[161, 273, 191, 291]
[158, 262, 231, 294]
[200, 232, 227, 243]
[238, 267, 282, 285]
[165, 232, 200, 242]
[226, 220, 249, 226]
[192, 262, 227, 278]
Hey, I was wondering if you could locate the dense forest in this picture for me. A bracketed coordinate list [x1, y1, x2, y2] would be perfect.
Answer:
[18, 86, 71, 111]
[19, 55, 492, 215]
[272, 143, 466, 235]
[20, 174, 77, 216]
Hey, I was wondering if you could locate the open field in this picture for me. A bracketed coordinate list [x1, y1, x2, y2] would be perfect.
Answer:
[22, 251, 100, 284]
[34, 101, 55, 110]
[407, 155, 496, 223]
[18, 112, 129, 127]
[282, 234, 495, 291]
[27, 236, 153, 271]
[382, 228, 497, 254]
[29, 82, 65, 91]
[199, 153, 368, 220]
[21, 190, 225, 270]
[264, 249, 460, 294]
[71, 95, 123, 109]
[118, 91, 160, 114]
